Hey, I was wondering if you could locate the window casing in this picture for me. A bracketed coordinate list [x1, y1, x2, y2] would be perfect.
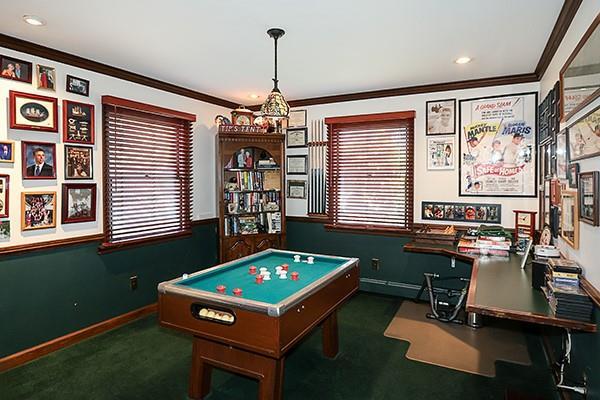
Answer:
[100, 96, 195, 251]
[326, 112, 415, 233]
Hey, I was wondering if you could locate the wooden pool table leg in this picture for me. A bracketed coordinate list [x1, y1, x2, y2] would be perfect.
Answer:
[258, 357, 285, 400]
[189, 337, 212, 400]
[322, 310, 339, 358]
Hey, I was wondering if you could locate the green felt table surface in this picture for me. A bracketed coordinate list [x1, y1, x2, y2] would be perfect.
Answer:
[176, 252, 346, 305]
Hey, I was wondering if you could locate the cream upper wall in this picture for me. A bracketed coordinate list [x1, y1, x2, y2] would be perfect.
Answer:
[540, 0, 600, 288]
[286, 81, 541, 228]
[0, 46, 229, 248]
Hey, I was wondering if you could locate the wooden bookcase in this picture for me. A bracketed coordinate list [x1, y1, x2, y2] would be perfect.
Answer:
[217, 132, 286, 262]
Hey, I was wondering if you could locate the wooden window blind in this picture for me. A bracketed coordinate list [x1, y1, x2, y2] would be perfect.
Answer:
[100, 96, 196, 251]
[326, 112, 415, 233]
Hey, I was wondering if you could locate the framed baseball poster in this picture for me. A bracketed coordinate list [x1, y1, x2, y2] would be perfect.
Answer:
[459, 92, 537, 197]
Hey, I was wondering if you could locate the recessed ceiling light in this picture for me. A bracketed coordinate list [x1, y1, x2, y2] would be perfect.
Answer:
[23, 15, 46, 26]
[249, 94, 260, 99]
[455, 57, 472, 64]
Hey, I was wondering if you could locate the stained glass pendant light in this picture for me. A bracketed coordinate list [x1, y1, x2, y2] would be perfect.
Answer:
[261, 28, 290, 120]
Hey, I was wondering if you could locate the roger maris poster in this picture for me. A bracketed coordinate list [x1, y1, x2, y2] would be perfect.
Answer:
[459, 93, 537, 197]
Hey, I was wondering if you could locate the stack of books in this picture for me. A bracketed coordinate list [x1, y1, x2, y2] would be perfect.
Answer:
[543, 259, 593, 322]
[457, 234, 511, 257]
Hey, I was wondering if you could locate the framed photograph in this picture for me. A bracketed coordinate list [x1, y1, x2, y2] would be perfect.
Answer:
[65, 145, 93, 179]
[555, 129, 568, 180]
[541, 140, 553, 179]
[544, 179, 551, 226]
[288, 110, 307, 128]
[0, 141, 15, 163]
[287, 180, 306, 199]
[36, 64, 56, 91]
[426, 99, 456, 135]
[62, 183, 97, 224]
[578, 171, 599, 226]
[0, 220, 10, 240]
[427, 136, 454, 170]
[568, 105, 600, 161]
[459, 92, 537, 197]
[568, 163, 579, 188]
[22, 141, 57, 180]
[230, 148, 254, 169]
[21, 192, 56, 231]
[63, 100, 95, 144]
[286, 127, 308, 148]
[422, 201, 501, 223]
[66, 75, 90, 96]
[0, 55, 32, 83]
[0, 175, 9, 218]
[287, 155, 307, 175]
[9, 91, 58, 132]
[560, 190, 579, 249]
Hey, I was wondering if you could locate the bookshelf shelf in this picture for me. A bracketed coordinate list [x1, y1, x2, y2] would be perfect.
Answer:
[217, 133, 286, 262]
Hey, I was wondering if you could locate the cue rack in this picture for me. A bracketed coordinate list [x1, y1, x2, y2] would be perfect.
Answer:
[307, 119, 328, 215]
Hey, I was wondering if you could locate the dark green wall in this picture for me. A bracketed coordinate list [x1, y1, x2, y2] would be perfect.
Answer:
[0, 223, 218, 358]
[287, 221, 471, 297]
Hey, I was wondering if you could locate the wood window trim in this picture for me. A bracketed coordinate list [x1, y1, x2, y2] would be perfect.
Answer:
[98, 96, 196, 254]
[326, 112, 415, 234]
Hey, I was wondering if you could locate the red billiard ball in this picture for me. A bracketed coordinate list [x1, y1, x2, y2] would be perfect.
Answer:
[216, 285, 226, 293]
[291, 272, 299, 281]
[249, 265, 257, 274]
[255, 275, 264, 284]
[233, 288, 243, 296]
[281, 264, 289, 271]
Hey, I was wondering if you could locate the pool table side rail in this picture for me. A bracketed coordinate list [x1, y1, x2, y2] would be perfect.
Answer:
[157, 249, 360, 317]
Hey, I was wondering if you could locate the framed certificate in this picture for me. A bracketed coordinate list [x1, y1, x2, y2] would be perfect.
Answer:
[287, 155, 307, 175]
[288, 110, 307, 128]
[287, 180, 306, 199]
[286, 127, 308, 148]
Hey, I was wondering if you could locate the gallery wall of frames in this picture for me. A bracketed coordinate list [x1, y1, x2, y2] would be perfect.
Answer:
[0, 47, 230, 247]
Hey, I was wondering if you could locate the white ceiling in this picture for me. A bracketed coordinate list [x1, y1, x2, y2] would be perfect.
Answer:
[0, 0, 564, 105]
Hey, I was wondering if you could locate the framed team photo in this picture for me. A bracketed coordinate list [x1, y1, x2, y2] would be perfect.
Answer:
[0, 141, 15, 163]
[63, 100, 95, 144]
[459, 92, 537, 197]
[66, 75, 90, 96]
[426, 99, 456, 135]
[427, 136, 455, 170]
[36, 64, 56, 91]
[0, 55, 32, 83]
[22, 141, 57, 180]
[9, 90, 58, 132]
[21, 191, 56, 231]
[61, 183, 97, 224]
[0, 174, 9, 218]
[65, 145, 93, 179]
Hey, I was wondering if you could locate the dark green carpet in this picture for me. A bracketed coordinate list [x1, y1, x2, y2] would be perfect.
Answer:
[0, 293, 558, 399]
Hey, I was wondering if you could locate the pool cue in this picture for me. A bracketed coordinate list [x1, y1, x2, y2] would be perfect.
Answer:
[309, 120, 315, 213]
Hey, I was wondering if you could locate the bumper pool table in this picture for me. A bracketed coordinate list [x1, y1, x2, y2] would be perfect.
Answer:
[158, 249, 359, 400]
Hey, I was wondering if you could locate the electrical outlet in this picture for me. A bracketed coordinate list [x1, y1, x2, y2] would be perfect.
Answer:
[130, 275, 138, 291]
[371, 258, 380, 271]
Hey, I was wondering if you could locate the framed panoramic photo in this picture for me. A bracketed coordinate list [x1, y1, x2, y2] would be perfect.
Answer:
[65, 145, 93, 179]
[286, 127, 308, 148]
[21, 191, 56, 231]
[426, 99, 456, 135]
[0, 55, 32, 83]
[427, 136, 454, 170]
[61, 183, 97, 224]
[66, 75, 90, 96]
[36, 64, 56, 91]
[0, 140, 15, 163]
[63, 100, 95, 144]
[0, 174, 9, 218]
[459, 92, 537, 197]
[9, 90, 58, 132]
[287, 180, 306, 199]
[422, 201, 501, 224]
[22, 141, 57, 180]
[287, 155, 307, 175]
[568, 104, 600, 161]
[578, 171, 599, 226]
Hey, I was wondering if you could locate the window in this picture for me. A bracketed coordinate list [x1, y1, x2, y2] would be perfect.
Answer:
[100, 96, 195, 251]
[325, 111, 415, 233]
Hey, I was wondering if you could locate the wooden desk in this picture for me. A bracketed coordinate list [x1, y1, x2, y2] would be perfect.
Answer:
[404, 241, 596, 332]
